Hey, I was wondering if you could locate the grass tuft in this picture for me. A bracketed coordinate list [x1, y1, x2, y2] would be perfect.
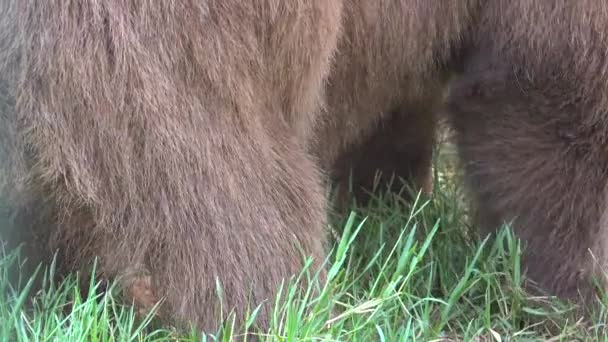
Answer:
[1, 144, 607, 341]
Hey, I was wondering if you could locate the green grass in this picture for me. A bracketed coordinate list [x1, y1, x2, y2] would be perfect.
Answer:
[1, 144, 607, 341]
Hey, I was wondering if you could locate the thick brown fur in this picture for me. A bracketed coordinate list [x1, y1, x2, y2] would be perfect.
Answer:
[0, 0, 343, 332]
[446, 1, 608, 302]
[1, 0, 608, 334]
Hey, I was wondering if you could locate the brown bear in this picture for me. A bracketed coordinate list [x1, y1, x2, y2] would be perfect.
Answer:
[1, 0, 607, 333]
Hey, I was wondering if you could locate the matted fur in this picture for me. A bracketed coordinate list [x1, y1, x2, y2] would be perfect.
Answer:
[1, 0, 608, 333]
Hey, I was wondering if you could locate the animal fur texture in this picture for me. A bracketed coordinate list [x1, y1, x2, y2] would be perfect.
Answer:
[1, 0, 607, 332]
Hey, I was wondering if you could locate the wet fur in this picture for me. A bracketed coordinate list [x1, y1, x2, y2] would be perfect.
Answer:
[1, 0, 608, 333]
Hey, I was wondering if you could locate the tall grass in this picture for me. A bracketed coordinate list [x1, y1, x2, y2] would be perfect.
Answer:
[0, 145, 606, 341]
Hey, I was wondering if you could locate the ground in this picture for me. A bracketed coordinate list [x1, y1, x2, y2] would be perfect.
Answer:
[1, 139, 607, 341]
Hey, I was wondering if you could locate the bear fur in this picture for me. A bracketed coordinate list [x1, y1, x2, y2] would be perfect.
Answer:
[1, 0, 607, 332]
